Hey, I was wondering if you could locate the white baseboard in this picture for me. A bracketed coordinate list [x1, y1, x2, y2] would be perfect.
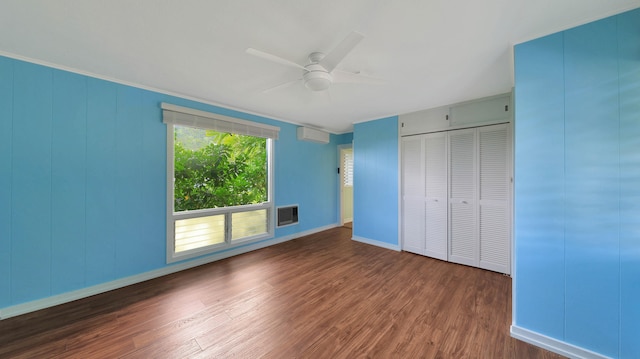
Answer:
[351, 235, 401, 251]
[510, 325, 611, 359]
[0, 224, 338, 320]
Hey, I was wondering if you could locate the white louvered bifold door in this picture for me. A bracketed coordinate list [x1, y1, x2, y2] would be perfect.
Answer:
[448, 128, 478, 267]
[478, 124, 511, 274]
[401, 122, 511, 274]
[401, 136, 426, 255]
[424, 132, 448, 260]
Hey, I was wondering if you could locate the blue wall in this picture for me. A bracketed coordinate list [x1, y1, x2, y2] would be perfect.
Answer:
[514, 8, 640, 358]
[353, 117, 399, 246]
[0, 55, 346, 310]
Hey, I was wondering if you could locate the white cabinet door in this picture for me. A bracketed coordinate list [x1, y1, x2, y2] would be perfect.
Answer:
[478, 124, 511, 274]
[399, 106, 450, 135]
[401, 136, 425, 255]
[424, 132, 448, 260]
[448, 128, 478, 267]
[450, 94, 511, 127]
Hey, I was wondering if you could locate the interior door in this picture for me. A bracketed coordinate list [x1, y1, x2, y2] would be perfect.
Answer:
[340, 147, 354, 225]
[424, 132, 448, 260]
[448, 128, 478, 267]
[478, 124, 511, 274]
[401, 136, 425, 255]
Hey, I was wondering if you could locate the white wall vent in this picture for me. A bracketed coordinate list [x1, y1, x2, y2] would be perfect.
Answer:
[277, 205, 299, 227]
[297, 127, 330, 144]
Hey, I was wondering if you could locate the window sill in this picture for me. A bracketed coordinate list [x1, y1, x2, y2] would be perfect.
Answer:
[167, 232, 273, 264]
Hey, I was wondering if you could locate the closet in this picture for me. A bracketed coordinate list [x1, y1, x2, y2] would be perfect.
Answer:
[400, 94, 512, 275]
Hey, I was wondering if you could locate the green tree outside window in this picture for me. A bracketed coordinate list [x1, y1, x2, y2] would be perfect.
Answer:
[174, 126, 267, 212]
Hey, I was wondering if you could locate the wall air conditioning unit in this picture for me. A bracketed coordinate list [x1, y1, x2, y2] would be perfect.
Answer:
[277, 205, 299, 227]
[297, 126, 329, 144]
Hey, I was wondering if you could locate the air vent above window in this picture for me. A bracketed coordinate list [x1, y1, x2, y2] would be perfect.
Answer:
[277, 205, 299, 227]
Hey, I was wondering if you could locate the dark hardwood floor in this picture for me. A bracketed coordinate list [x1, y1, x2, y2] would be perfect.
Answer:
[0, 227, 563, 358]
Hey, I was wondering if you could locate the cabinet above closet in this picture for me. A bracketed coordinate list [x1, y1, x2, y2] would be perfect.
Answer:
[399, 92, 512, 136]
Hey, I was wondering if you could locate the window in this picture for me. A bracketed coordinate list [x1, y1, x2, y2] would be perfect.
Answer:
[162, 103, 279, 262]
[343, 150, 353, 187]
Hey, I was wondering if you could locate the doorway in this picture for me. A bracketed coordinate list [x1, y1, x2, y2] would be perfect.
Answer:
[338, 145, 353, 227]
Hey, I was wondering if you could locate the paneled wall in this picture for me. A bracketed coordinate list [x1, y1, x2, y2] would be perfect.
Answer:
[514, 8, 640, 358]
[353, 117, 399, 247]
[0, 56, 346, 311]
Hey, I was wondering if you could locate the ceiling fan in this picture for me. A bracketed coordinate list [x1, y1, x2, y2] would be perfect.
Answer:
[246, 31, 382, 92]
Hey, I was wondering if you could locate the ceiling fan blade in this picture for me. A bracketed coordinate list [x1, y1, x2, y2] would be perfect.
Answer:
[320, 31, 364, 72]
[246, 48, 306, 70]
[262, 78, 302, 93]
[332, 70, 385, 85]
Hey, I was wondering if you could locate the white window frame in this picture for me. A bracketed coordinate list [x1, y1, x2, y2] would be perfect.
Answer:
[162, 103, 278, 263]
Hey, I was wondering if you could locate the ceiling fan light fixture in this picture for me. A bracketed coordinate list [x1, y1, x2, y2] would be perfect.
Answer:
[303, 65, 332, 91]
[304, 75, 331, 91]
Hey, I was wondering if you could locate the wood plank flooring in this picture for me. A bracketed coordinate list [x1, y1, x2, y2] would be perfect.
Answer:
[0, 227, 564, 358]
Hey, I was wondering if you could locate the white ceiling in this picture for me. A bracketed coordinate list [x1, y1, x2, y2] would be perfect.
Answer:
[1, 1, 639, 133]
